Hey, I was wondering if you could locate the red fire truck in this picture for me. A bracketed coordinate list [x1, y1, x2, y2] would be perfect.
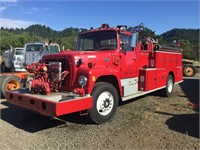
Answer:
[5, 24, 183, 124]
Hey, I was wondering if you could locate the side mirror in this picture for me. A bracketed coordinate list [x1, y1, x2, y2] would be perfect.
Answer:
[131, 32, 138, 48]
[48, 45, 50, 52]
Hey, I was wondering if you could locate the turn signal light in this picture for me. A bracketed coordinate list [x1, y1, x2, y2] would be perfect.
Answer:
[88, 62, 95, 68]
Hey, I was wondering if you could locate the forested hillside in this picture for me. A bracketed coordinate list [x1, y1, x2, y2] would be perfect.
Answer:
[160, 29, 199, 60]
[0, 24, 199, 60]
[0, 24, 87, 53]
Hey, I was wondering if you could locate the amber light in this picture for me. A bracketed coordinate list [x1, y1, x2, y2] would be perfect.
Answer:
[43, 66, 48, 72]
[88, 62, 95, 68]
[92, 76, 96, 82]
[102, 24, 109, 28]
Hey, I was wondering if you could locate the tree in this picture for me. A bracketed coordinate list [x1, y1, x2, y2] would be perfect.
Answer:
[180, 39, 191, 59]
[0, 31, 16, 52]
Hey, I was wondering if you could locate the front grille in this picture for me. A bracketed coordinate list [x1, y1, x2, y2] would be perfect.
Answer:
[25, 52, 41, 65]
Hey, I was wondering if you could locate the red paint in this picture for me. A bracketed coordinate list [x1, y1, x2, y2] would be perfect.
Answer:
[5, 24, 183, 117]
[5, 90, 92, 117]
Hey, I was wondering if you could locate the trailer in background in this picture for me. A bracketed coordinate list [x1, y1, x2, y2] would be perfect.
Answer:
[0, 41, 61, 98]
[182, 59, 200, 77]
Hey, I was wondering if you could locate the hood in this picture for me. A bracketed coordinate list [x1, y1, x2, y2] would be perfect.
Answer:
[42, 50, 119, 92]
[43, 50, 116, 69]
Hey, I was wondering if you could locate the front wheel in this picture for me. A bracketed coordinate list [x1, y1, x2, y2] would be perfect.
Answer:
[161, 75, 174, 97]
[88, 82, 119, 124]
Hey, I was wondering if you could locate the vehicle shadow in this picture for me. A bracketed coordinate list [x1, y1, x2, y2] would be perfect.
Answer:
[149, 76, 200, 139]
[155, 111, 199, 139]
[166, 113, 199, 139]
[1, 101, 91, 133]
[179, 78, 199, 111]
[159, 76, 199, 139]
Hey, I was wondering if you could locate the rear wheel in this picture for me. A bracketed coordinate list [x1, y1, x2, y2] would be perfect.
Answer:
[1, 75, 21, 98]
[183, 64, 197, 77]
[88, 82, 119, 124]
[161, 75, 174, 97]
[0, 75, 7, 98]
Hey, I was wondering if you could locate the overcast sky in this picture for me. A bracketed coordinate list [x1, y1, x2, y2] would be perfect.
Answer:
[0, 0, 199, 34]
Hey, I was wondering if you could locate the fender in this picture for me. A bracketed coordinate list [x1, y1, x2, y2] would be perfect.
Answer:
[77, 67, 122, 95]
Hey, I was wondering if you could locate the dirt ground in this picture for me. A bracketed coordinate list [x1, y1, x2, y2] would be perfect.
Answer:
[0, 74, 199, 150]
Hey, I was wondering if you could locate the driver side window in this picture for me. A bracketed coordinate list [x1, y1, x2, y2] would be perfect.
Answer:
[120, 34, 132, 51]
[141, 37, 148, 51]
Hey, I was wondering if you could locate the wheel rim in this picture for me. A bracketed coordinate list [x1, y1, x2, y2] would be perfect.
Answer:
[96, 91, 114, 116]
[185, 67, 193, 76]
[167, 79, 173, 93]
[6, 80, 20, 91]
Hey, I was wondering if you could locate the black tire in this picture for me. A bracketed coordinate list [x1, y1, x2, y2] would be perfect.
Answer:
[87, 82, 119, 124]
[183, 64, 197, 77]
[1, 75, 21, 98]
[161, 75, 174, 97]
[1, 62, 7, 72]
[0, 75, 7, 98]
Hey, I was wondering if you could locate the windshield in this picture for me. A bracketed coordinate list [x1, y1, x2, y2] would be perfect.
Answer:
[49, 45, 60, 53]
[26, 44, 44, 52]
[15, 49, 24, 55]
[76, 30, 117, 51]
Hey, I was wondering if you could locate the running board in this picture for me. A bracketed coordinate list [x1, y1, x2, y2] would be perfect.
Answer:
[122, 90, 159, 101]
[121, 80, 183, 101]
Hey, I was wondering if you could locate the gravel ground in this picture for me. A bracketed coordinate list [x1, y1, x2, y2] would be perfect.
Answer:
[0, 74, 199, 150]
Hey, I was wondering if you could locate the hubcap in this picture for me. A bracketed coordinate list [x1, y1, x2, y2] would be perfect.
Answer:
[185, 67, 193, 76]
[96, 91, 114, 116]
[6, 80, 20, 90]
[167, 79, 173, 93]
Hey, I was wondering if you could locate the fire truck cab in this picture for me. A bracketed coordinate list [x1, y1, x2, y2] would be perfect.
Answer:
[6, 24, 183, 124]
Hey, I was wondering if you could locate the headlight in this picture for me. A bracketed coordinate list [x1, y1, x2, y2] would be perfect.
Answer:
[78, 76, 87, 87]
[75, 59, 83, 66]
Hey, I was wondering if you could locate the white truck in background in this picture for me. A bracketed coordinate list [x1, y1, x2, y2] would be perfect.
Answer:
[24, 41, 60, 65]
[1, 47, 25, 72]
[0, 41, 61, 98]
[1, 41, 61, 72]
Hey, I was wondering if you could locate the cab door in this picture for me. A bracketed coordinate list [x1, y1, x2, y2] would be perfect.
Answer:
[119, 33, 138, 97]
[120, 50, 137, 78]
[119, 34, 138, 78]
